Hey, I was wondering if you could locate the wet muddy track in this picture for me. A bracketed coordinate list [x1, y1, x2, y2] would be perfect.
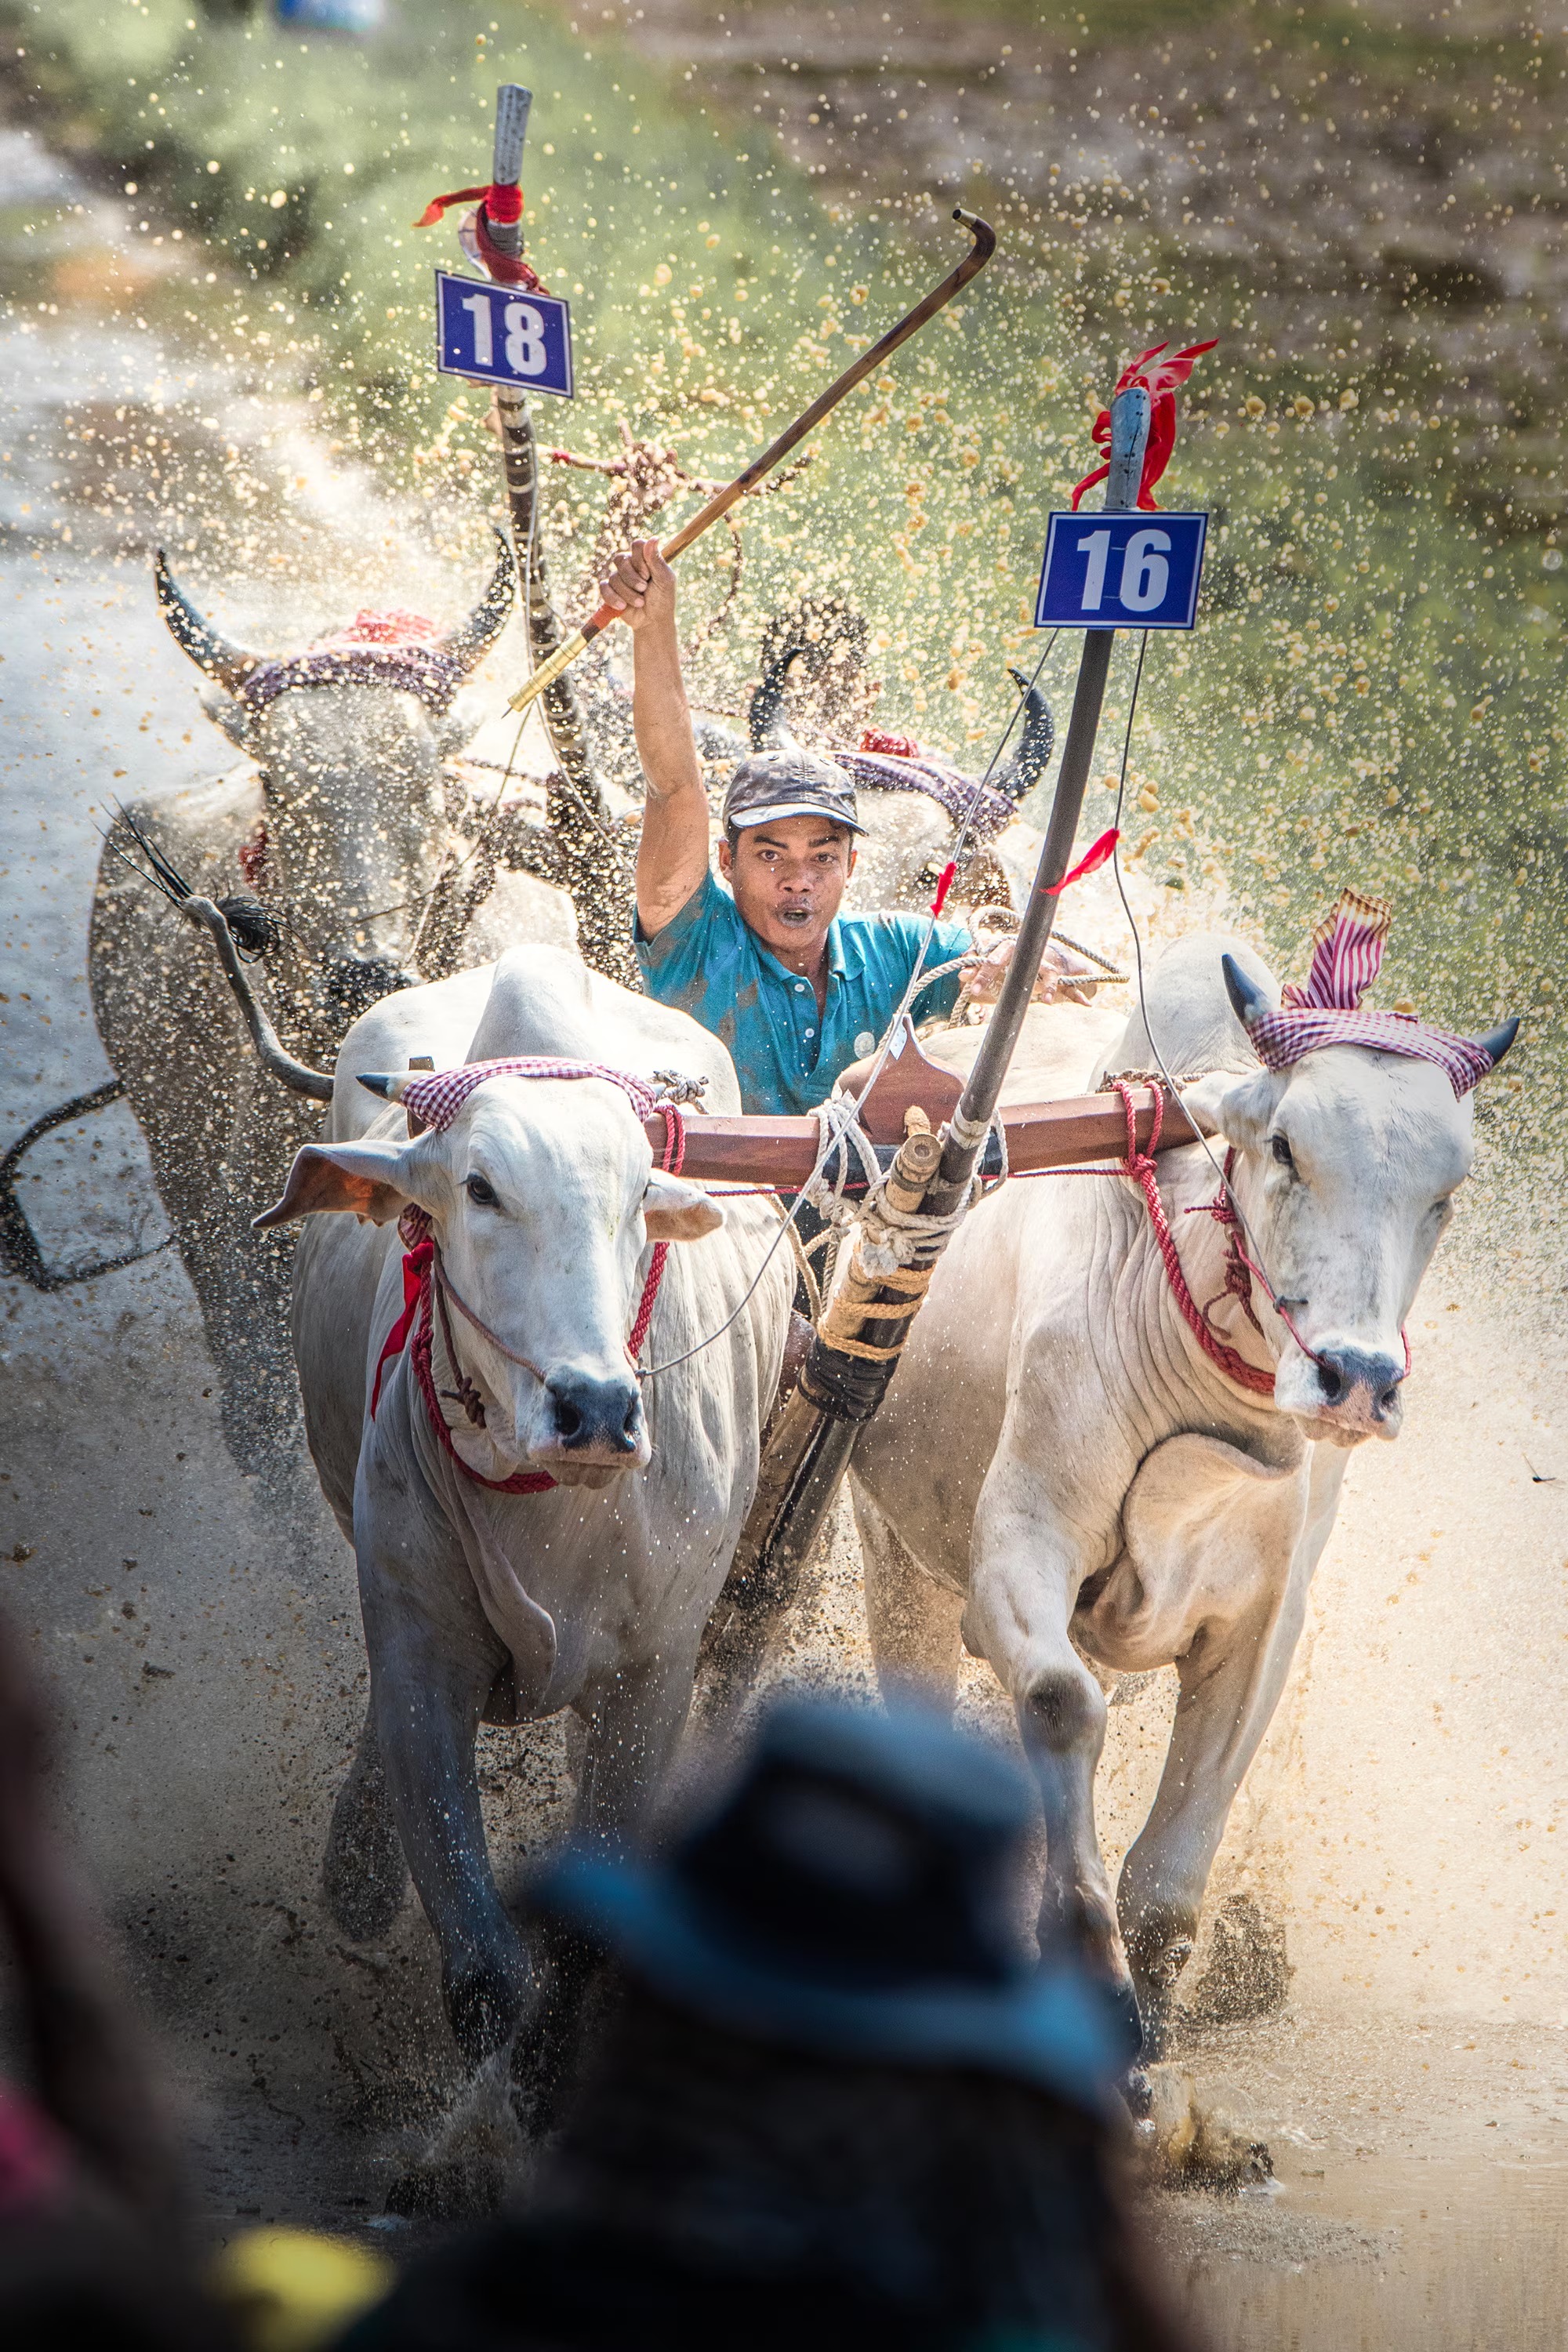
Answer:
[2, 54, 1568, 2345]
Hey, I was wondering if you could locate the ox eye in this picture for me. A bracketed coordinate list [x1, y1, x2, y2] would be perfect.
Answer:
[1270, 1133, 1294, 1171]
[465, 1173, 499, 1207]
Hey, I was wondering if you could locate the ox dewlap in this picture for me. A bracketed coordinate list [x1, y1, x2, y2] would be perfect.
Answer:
[435, 268, 575, 398]
[1034, 510, 1208, 630]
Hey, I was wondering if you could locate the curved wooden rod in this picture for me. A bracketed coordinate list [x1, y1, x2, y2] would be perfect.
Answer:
[509, 209, 996, 714]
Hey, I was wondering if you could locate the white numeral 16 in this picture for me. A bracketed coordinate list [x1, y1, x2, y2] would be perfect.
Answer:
[1076, 525, 1172, 614]
[461, 292, 549, 377]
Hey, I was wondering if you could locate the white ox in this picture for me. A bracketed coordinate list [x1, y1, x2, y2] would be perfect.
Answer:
[849, 931, 1515, 2054]
[257, 946, 790, 2072]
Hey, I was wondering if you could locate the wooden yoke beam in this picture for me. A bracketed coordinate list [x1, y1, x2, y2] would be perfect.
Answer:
[645, 1086, 1196, 1189]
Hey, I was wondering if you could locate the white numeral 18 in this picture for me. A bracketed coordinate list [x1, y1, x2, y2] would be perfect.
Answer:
[461, 292, 548, 377]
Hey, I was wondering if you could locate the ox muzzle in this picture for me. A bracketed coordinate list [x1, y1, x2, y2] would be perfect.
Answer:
[527, 1366, 648, 1487]
[1279, 1340, 1406, 1445]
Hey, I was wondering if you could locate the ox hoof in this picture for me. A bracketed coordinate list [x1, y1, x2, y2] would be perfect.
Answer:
[1124, 1914, 1197, 2059]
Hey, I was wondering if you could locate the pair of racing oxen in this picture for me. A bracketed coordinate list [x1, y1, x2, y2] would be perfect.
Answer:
[87, 520, 1515, 2143]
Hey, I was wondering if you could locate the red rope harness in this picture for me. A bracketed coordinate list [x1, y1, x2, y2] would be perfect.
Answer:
[1105, 1082, 1277, 1399]
[371, 1103, 685, 1495]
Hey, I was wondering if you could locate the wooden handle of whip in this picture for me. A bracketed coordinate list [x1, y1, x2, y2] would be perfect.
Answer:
[506, 622, 596, 713]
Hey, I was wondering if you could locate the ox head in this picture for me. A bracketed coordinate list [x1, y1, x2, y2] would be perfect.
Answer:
[256, 1074, 721, 1486]
[156, 532, 516, 1014]
[1184, 954, 1518, 1446]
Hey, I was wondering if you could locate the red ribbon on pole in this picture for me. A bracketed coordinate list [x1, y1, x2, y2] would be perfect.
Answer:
[929, 859, 957, 917]
[413, 182, 546, 289]
[1044, 826, 1120, 895]
[1070, 339, 1218, 513]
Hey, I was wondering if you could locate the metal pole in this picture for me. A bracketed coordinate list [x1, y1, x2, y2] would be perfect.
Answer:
[927, 382, 1149, 1212]
[479, 83, 640, 987]
[727, 384, 1154, 1606]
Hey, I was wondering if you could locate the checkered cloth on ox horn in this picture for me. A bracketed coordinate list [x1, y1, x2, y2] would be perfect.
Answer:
[1241, 890, 1497, 1098]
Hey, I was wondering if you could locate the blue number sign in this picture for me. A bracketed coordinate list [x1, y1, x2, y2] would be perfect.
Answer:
[434, 270, 574, 399]
[1034, 510, 1208, 630]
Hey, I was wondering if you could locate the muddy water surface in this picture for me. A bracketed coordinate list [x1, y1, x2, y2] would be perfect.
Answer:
[2, 109, 1566, 2346]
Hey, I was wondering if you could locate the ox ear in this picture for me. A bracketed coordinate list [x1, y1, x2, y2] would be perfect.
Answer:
[253, 1140, 413, 1230]
[1177, 1071, 1232, 1138]
[1211, 1068, 1286, 1153]
[643, 1171, 725, 1243]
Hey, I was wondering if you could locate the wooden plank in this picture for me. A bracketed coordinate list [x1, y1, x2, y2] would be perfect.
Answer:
[645, 1086, 1199, 1189]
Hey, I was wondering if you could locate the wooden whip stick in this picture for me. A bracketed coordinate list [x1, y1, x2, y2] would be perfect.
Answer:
[506, 208, 996, 714]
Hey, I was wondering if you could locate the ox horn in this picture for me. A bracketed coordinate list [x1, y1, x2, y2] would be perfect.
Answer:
[434, 527, 517, 676]
[357, 1073, 411, 1102]
[1221, 951, 1271, 1032]
[996, 665, 1056, 801]
[1470, 1015, 1520, 1071]
[747, 637, 805, 751]
[154, 551, 264, 693]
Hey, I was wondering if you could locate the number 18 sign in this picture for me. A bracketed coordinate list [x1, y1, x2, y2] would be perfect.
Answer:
[1034, 510, 1207, 630]
[434, 269, 574, 399]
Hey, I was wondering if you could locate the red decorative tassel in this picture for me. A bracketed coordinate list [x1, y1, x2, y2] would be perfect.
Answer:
[1070, 338, 1218, 514]
[1044, 827, 1120, 896]
[929, 859, 957, 916]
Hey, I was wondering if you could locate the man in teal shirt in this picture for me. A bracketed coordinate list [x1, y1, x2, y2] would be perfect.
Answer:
[600, 540, 1087, 1116]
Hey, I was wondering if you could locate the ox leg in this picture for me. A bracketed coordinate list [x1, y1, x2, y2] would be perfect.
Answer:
[323, 1699, 411, 1944]
[966, 1468, 1134, 2032]
[514, 1648, 701, 2134]
[1116, 1584, 1304, 2056]
[358, 1550, 522, 2072]
[1117, 1449, 1346, 2054]
[854, 1482, 964, 1715]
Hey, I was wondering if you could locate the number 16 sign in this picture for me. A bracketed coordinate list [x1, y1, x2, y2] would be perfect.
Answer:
[434, 269, 575, 399]
[1034, 510, 1207, 630]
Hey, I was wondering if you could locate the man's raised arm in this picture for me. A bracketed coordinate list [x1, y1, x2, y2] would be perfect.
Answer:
[599, 539, 712, 938]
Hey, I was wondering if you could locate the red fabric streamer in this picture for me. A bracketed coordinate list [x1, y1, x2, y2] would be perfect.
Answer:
[413, 182, 546, 290]
[1044, 826, 1120, 896]
[414, 183, 504, 228]
[1070, 338, 1218, 513]
[318, 608, 440, 648]
[859, 726, 924, 760]
[928, 859, 957, 918]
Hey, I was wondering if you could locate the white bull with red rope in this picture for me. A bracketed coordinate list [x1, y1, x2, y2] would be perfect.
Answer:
[848, 896, 1517, 2058]
[255, 944, 790, 2082]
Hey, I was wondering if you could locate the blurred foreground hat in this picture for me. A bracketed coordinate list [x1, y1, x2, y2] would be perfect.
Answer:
[526, 1698, 1123, 2114]
[722, 748, 866, 837]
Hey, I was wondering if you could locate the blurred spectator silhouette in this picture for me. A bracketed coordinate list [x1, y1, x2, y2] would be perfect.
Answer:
[0, 1604, 235, 2350]
[342, 1697, 1199, 2352]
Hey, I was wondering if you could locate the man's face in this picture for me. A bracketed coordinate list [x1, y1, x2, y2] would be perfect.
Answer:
[719, 813, 857, 958]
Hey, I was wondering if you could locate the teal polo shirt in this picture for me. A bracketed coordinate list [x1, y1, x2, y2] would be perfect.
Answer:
[635, 871, 971, 1116]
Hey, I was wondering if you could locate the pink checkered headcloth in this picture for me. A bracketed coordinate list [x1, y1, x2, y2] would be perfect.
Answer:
[1243, 891, 1497, 1098]
[401, 1058, 661, 1133]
